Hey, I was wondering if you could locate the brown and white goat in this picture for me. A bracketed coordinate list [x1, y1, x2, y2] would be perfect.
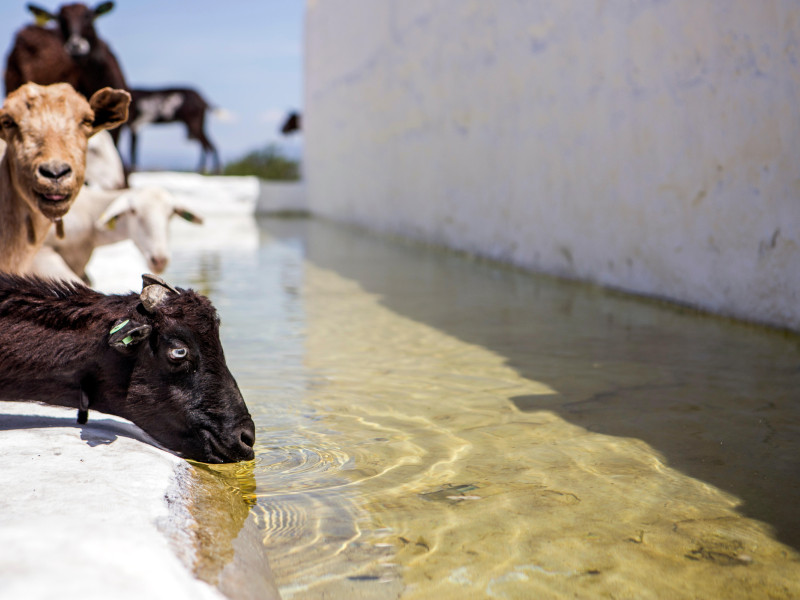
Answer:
[0, 81, 130, 273]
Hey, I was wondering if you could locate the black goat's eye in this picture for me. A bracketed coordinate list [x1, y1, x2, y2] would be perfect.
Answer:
[168, 347, 188, 361]
[0, 117, 16, 129]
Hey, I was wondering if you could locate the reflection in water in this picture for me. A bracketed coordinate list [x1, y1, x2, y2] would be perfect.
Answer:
[185, 461, 256, 580]
[163, 216, 800, 599]
[164, 459, 279, 600]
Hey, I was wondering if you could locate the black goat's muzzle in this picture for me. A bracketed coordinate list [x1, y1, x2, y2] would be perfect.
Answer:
[196, 420, 256, 464]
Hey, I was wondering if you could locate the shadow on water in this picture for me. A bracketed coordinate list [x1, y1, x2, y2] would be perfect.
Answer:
[258, 217, 800, 552]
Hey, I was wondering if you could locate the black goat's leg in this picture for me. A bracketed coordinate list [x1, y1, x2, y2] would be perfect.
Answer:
[196, 147, 206, 173]
[77, 388, 89, 424]
[210, 145, 221, 174]
[129, 130, 139, 172]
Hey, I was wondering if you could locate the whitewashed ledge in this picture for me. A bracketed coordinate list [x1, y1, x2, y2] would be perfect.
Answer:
[129, 171, 307, 216]
[0, 403, 211, 599]
[0, 172, 286, 600]
[0, 404, 280, 600]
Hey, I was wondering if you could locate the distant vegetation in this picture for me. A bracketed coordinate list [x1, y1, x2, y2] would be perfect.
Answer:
[223, 144, 301, 181]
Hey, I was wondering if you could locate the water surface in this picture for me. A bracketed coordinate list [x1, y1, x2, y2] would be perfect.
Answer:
[166, 216, 800, 599]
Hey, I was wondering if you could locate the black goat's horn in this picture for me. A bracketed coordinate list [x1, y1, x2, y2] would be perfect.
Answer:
[141, 273, 179, 293]
[140, 273, 178, 313]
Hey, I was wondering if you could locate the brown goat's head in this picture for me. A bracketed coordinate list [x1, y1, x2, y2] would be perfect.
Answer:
[108, 275, 256, 464]
[28, 2, 115, 58]
[0, 81, 129, 221]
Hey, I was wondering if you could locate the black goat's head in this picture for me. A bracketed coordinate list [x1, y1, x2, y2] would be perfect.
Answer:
[108, 274, 255, 464]
[28, 2, 114, 58]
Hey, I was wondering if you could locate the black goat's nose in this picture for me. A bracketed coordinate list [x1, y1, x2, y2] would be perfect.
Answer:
[240, 426, 255, 449]
[38, 161, 72, 181]
[234, 422, 256, 460]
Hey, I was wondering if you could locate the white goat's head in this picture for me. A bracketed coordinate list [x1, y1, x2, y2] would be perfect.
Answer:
[98, 187, 203, 274]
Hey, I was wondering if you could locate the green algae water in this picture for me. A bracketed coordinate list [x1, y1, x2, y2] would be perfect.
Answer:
[165, 215, 800, 599]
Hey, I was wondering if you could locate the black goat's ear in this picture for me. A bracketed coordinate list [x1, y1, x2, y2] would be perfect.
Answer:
[93, 2, 114, 18]
[108, 318, 151, 353]
[27, 4, 55, 25]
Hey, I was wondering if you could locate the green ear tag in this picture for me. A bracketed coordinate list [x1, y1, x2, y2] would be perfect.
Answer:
[106, 216, 118, 230]
[109, 319, 129, 335]
[121, 335, 134, 346]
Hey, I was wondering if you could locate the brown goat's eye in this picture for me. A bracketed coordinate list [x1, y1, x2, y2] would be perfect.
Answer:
[0, 116, 17, 129]
[168, 347, 188, 361]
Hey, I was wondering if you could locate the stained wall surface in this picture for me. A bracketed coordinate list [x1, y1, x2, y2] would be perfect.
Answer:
[304, 1, 800, 330]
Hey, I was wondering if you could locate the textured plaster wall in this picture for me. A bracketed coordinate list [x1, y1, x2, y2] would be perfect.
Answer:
[304, 0, 800, 330]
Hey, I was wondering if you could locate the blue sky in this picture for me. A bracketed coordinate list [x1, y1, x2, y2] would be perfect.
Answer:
[0, 1, 305, 170]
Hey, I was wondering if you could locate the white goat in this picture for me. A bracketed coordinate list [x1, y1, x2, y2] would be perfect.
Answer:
[84, 129, 126, 190]
[33, 185, 202, 282]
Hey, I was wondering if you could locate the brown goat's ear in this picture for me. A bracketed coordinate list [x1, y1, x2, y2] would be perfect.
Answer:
[0, 110, 11, 142]
[93, 2, 115, 18]
[108, 318, 151, 353]
[27, 4, 56, 25]
[88, 87, 131, 135]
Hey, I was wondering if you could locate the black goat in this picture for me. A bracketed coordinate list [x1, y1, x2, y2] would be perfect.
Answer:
[0, 273, 255, 464]
[280, 111, 301, 135]
[5, 3, 128, 140]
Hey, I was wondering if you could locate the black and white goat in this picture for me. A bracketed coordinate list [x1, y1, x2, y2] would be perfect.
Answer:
[127, 87, 221, 173]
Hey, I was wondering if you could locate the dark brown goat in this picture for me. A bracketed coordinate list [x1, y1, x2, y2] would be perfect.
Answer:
[0, 273, 255, 464]
[4, 3, 128, 139]
[280, 111, 301, 135]
[127, 88, 221, 174]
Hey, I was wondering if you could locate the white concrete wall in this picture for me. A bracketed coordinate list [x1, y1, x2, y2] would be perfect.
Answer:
[304, 0, 800, 331]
